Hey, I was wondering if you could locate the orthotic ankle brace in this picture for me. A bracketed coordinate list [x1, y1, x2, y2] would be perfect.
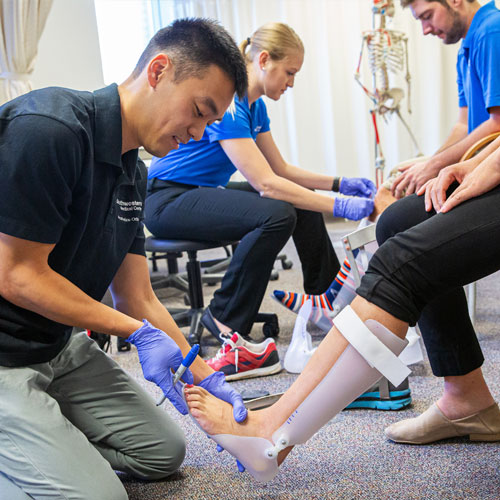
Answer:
[189, 306, 410, 482]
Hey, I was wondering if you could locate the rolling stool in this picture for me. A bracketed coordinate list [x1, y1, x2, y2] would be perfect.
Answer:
[145, 237, 279, 355]
[195, 243, 292, 282]
[149, 245, 227, 295]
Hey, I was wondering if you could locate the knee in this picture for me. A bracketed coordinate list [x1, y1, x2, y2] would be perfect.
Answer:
[376, 194, 427, 245]
[376, 204, 400, 245]
[131, 426, 186, 480]
[376, 198, 412, 245]
[265, 200, 297, 235]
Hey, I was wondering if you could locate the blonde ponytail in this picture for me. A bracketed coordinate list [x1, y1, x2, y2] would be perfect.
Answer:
[240, 23, 304, 63]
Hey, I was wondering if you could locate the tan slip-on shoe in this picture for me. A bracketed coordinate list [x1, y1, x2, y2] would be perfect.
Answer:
[384, 402, 500, 444]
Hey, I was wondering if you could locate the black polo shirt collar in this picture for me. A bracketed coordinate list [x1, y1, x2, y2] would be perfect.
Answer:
[93, 84, 140, 184]
[93, 83, 123, 168]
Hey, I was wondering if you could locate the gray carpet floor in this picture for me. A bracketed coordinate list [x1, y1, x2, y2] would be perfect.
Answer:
[111, 219, 499, 500]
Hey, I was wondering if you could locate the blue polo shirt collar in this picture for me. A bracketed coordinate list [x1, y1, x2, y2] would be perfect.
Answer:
[463, 0, 495, 50]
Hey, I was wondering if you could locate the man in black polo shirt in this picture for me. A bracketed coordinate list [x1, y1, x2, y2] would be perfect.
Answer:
[0, 19, 247, 499]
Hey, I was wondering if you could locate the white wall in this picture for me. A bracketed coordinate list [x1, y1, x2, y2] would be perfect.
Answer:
[28, 0, 463, 179]
[31, 0, 104, 91]
[259, 0, 460, 178]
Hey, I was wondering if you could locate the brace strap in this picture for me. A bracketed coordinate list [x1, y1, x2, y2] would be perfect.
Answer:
[333, 306, 410, 386]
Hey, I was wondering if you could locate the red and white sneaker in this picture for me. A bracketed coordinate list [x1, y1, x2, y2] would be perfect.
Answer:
[206, 333, 282, 381]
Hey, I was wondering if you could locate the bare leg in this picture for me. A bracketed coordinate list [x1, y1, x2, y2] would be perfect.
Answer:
[186, 297, 407, 464]
[185, 386, 292, 465]
[368, 186, 397, 222]
[438, 368, 495, 419]
[212, 316, 232, 334]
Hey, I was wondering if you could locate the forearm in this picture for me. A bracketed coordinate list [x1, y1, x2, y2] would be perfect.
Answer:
[274, 162, 335, 191]
[114, 292, 213, 383]
[435, 121, 468, 154]
[429, 118, 500, 173]
[465, 134, 500, 168]
[1, 266, 141, 336]
[440, 141, 500, 213]
[258, 175, 335, 213]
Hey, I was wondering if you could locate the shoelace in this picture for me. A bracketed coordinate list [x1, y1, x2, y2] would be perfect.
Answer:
[212, 336, 240, 372]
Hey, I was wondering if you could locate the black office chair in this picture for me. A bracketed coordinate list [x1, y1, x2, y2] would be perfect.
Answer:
[145, 236, 279, 355]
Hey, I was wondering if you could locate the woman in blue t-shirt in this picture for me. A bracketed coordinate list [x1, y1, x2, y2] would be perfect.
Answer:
[145, 23, 375, 341]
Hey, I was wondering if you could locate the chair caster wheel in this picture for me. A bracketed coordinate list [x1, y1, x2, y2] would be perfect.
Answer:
[281, 259, 293, 270]
[263, 316, 279, 338]
[117, 337, 131, 352]
[270, 269, 279, 281]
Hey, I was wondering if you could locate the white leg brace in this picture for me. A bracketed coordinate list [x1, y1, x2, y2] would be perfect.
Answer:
[189, 306, 411, 483]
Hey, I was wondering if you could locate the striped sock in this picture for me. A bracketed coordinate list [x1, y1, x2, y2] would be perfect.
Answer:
[272, 255, 356, 314]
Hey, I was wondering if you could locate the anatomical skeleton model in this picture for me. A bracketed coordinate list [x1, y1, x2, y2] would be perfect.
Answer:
[355, 0, 422, 186]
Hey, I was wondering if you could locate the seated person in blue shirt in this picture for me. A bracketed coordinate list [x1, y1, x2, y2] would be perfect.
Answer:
[145, 22, 375, 340]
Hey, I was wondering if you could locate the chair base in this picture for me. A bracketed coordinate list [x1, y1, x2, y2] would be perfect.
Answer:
[146, 237, 280, 355]
[151, 273, 189, 294]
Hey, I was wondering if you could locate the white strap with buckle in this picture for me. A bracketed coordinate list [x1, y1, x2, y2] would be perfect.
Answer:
[333, 306, 411, 386]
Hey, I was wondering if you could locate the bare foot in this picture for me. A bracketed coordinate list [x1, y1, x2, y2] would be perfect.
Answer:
[368, 186, 397, 222]
[185, 385, 270, 437]
[437, 370, 496, 420]
[185, 386, 292, 465]
[437, 395, 495, 420]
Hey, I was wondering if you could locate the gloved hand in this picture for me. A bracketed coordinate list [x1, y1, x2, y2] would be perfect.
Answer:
[126, 320, 194, 415]
[199, 371, 247, 423]
[333, 197, 374, 221]
[339, 177, 376, 198]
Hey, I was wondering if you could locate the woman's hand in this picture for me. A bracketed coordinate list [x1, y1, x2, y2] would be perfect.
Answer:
[417, 151, 500, 213]
[440, 155, 500, 213]
[333, 197, 374, 220]
[417, 160, 476, 213]
[339, 177, 376, 198]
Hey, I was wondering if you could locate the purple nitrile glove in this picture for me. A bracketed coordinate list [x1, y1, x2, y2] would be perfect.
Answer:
[198, 371, 248, 423]
[339, 177, 376, 198]
[333, 197, 374, 221]
[126, 319, 194, 415]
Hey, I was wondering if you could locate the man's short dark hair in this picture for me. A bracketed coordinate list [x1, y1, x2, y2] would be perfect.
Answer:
[132, 18, 247, 99]
[400, 0, 474, 7]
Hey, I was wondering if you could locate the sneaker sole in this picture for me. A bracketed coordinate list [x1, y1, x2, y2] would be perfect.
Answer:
[345, 390, 412, 411]
[224, 361, 282, 381]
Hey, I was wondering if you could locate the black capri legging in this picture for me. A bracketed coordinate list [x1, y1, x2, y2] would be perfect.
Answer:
[145, 179, 339, 336]
[357, 187, 500, 376]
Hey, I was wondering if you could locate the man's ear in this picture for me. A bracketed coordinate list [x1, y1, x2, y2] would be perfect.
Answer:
[258, 50, 270, 71]
[448, 0, 462, 9]
[146, 54, 173, 89]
